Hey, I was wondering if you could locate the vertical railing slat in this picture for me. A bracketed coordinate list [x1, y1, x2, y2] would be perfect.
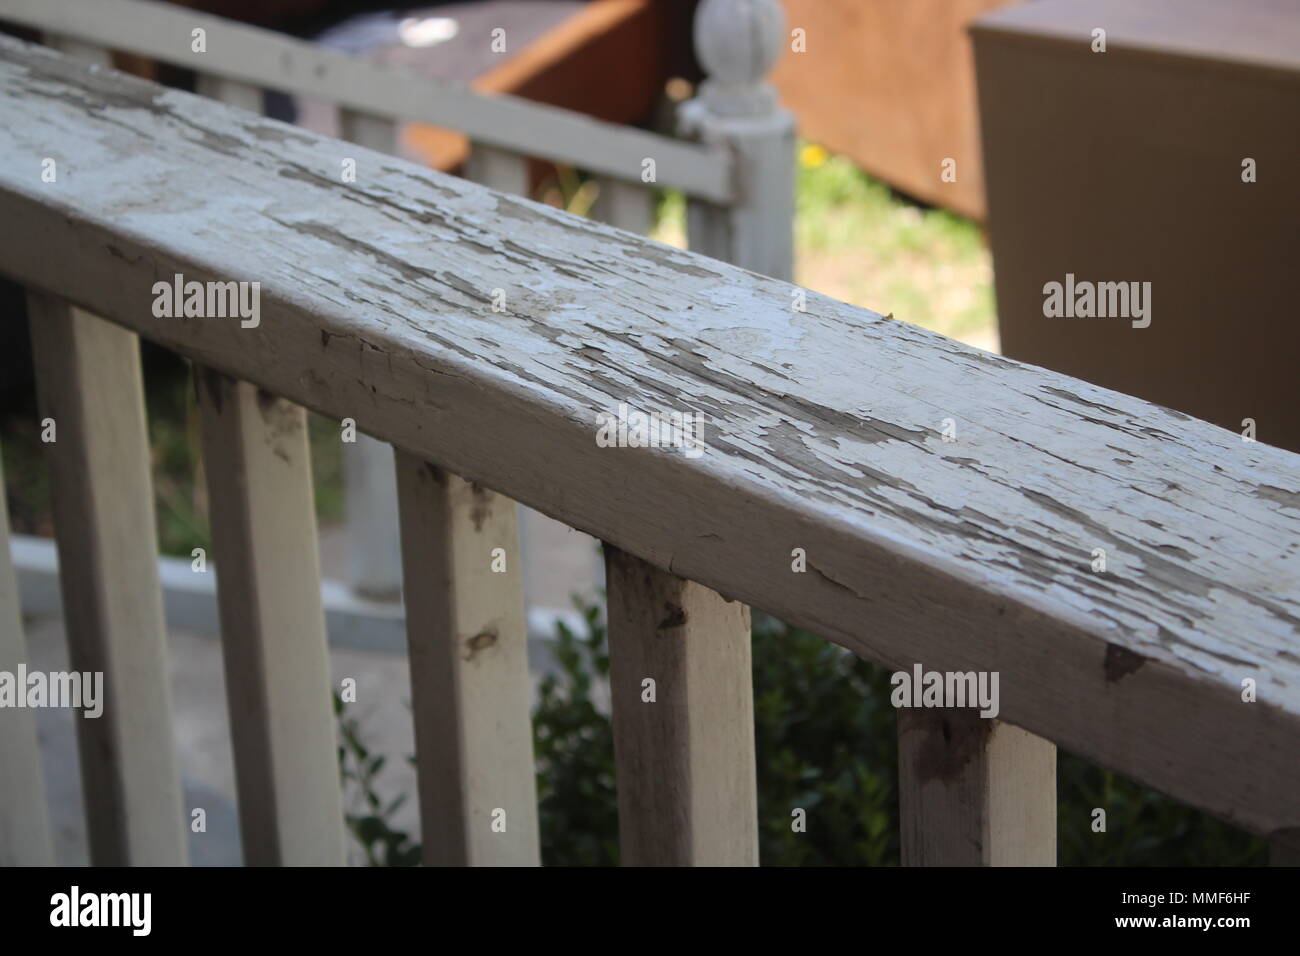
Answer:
[46, 35, 111, 66]
[0, 447, 55, 865]
[195, 75, 262, 113]
[193, 69, 345, 866]
[897, 709, 1056, 865]
[465, 143, 529, 195]
[195, 370, 346, 866]
[394, 451, 539, 865]
[593, 178, 654, 235]
[28, 294, 186, 865]
[604, 545, 758, 866]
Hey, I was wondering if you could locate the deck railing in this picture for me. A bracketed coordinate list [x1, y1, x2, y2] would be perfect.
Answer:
[1, 27, 1298, 867]
[0, 0, 795, 611]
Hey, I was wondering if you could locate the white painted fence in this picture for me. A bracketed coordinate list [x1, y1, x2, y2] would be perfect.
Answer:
[0, 16, 1297, 868]
[0, 0, 793, 621]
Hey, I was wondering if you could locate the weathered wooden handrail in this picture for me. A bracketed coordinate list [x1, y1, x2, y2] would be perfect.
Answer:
[0, 0, 790, 609]
[1, 36, 1297, 865]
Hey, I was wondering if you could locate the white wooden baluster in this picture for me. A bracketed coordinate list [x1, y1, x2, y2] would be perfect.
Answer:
[897, 709, 1056, 865]
[394, 452, 539, 865]
[46, 35, 109, 65]
[193, 80, 344, 865]
[337, 108, 405, 601]
[679, 0, 795, 280]
[604, 545, 758, 866]
[593, 178, 654, 235]
[593, 0, 783, 868]
[196, 75, 261, 113]
[465, 143, 529, 196]
[28, 294, 187, 866]
[0, 448, 55, 865]
[195, 371, 346, 866]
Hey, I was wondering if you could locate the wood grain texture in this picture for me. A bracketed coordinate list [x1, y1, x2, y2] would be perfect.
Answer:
[897, 709, 1056, 866]
[1, 0, 731, 201]
[27, 293, 186, 865]
[395, 452, 539, 866]
[196, 371, 346, 866]
[606, 545, 757, 865]
[0, 40, 1297, 836]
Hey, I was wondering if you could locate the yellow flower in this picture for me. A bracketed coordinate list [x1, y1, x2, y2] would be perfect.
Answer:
[800, 144, 828, 168]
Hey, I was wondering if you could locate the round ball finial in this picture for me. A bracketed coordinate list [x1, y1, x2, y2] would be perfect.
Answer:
[693, 0, 786, 117]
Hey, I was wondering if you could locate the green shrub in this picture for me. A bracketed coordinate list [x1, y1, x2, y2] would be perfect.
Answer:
[534, 601, 620, 866]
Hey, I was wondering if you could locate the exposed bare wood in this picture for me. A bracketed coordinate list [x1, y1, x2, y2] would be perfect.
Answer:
[195, 370, 346, 866]
[1, 0, 732, 201]
[394, 451, 539, 866]
[27, 293, 186, 865]
[897, 709, 1056, 865]
[0, 449, 55, 865]
[1, 41, 1297, 837]
[605, 545, 757, 865]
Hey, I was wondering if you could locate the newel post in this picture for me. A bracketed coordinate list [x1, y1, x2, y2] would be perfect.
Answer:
[680, 0, 795, 280]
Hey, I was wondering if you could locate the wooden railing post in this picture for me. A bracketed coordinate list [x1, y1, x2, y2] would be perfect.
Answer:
[28, 294, 187, 865]
[0, 448, 55, 865]
[394, 453, 539, 865]
[196, 371, 346, 866]
[604, 545, 758, 866]
[897, 708, 1056, 865]
[680, 0, 795, 280]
